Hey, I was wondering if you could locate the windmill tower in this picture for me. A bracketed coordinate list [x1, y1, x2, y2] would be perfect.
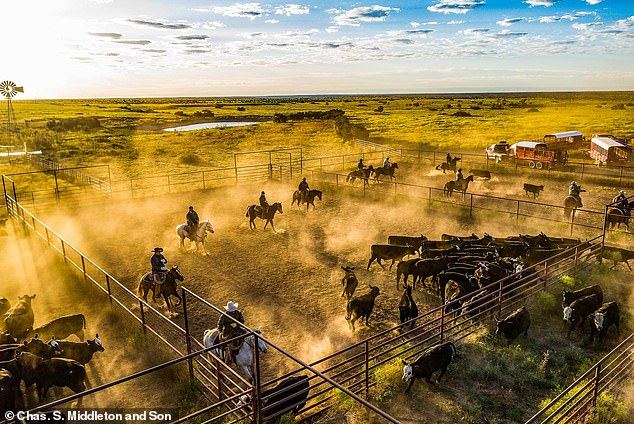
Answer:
[1, 80, 24, 148]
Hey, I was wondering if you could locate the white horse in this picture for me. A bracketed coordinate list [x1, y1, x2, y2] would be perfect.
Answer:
[176, 220, 214, 254]
[202, 327, 267, 383]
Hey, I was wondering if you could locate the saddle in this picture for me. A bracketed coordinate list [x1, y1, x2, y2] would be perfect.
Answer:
[215, 333, 245, 363]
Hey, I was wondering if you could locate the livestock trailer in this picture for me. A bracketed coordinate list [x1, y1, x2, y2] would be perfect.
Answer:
[509, 141, 568, 169]
[589, 137, 631, 166]
[543, 131, 585, 147]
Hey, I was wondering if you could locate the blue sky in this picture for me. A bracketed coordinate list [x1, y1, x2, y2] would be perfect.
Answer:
[3, 0, 634, 98]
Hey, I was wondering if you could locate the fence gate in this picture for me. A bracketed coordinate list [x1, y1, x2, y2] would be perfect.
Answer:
[233, 148, 303, 183]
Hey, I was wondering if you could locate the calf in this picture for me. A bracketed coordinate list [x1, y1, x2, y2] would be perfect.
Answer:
[388, 234, 428, 253]
[590, 302, 620, 343]
[239, 375, 310, 422]
[412, 257, 451, 290]
[49, 335, 104, 365]
[563, 294, 602, 336]
[3, 294, 36, 339]
[523, 183, 544, 199]
[401, 341, 456, 393]
[367, 244, 417, 271]
[396, 259, 421, 289]
[562, 285, 603, 309]
[340, 266, 358, 300]
[16, 351, 87, 400]
[25, 314, 86, 342]
[470, 169, 491, 179]
[495, 307, 530, 346]
[345, 286, 380, 331]
[398, 285, 418, 331]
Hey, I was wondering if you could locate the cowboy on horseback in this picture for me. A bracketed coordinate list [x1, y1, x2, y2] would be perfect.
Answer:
[259, 191, 269, 216]
[217, 301, 246, 362]
[357, 158, 365, 170]
[568, 181, 585, 208]
[446, 153, 452, 164]
[613, 191, 629, 214]
[455, 168, 464, 186]
[298, 177, 309, 204]
[185, 206, 199, 239]
[383, 156, 391, 168]
[150, 247, 168, 302]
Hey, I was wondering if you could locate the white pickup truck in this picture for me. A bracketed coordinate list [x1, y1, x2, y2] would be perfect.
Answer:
[485, 141, 511, 162]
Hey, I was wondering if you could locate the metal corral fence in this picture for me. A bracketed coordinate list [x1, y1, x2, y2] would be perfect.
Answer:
[303, 168, 606, 237]
[526, 332, 634, 424]
[24, 153, 112, 193]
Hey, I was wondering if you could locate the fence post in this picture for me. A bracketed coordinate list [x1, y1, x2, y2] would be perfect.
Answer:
[53, 170, 60, 204]
[592, 363, 602, 408]
[105, 275, 113, 305]
[516, 200, 520, 222]
[81, 256, 87, 281]
[580, 163, 585, 180]
[336, 174, 339, 187]
[570, 208, 576, 236]
[234, 154, 239, 184]
[498, 279, 504, 315]
[253, 332, 262, 424]
[364, 340, 370, 398]
[469, 194, 473, 217]
[182, 288, 194, 383]
[139, 300, 147, 333]
[45, 228, 50, 245]
[543, 261, 549, 288]
[440, 305, 445, 342]
[61, 240, 67, 263]
[428, 187, 432, 207]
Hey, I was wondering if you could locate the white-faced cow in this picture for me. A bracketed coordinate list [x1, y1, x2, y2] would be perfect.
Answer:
[49, 334, 104, 365]
[3, 294, 36, 339]
[562, 285, 603, 309]
[16, 351, 87, 400]
[495, 307, 530, 346]
[345, 286, 380, 331]
[401, 341, 456, 393]
[590, 302, 620, 343]
[563, 294, 602, 336]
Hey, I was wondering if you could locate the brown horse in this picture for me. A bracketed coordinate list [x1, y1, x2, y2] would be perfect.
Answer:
[291, 189, 323, 211]
[245, 202, 283, 231]
[346, 165, 374, 187]
[435, 156, 461, 174]
[563, 195, 581, 220]
[373, 163, 398, 182]
[443, 175, 474, 199]
[137, 266, 184, 318]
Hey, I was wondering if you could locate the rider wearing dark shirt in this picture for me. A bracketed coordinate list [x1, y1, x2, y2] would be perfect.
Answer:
[186, 206, 199, 239]
[150, 247, 167, 301]
[298, 177, 309, 203]
[357, 158, 365, 170]
[217, 301, 246, 357]
[259, 191, 269, 216]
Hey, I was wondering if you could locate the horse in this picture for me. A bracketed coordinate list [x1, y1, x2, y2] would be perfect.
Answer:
[202, 327, 268, 383]
[176, 220, 214, 254]
[245, 202, 283, 231]
[443, 175, 474, 199]
[606, 201, 633, 231]
[435, 157, 461, 174]
[563, 195, 581, 220]
[291, 189, 323, 211]
[346, 165, 374, 187]
[137, 266, 184, 318]
[373, 163, 398, 182]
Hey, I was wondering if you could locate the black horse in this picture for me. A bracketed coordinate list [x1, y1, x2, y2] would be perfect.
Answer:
[137, 266, 184, 318]
[607, 200, 633, 231]
[346, 165, 374, 187]
[245, 202, 283, 231]
[444, 175, 474, 199]
[291, 189, 323, 211]
[373, 163, 398, 182]
[435, 156, 461, 174]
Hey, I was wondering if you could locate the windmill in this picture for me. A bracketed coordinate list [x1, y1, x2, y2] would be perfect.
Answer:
[1, 80, 24, 148]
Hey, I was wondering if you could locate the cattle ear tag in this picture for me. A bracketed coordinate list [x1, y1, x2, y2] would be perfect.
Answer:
[95, 338, 102, 346]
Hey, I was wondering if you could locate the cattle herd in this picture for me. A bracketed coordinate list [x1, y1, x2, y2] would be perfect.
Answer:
[339, 231, 623, 393]
[0, 294, 104, 413]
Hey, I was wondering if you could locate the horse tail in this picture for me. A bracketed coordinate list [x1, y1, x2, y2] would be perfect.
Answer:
[435, 164, 441, 170]
[345, 302, 352, 321]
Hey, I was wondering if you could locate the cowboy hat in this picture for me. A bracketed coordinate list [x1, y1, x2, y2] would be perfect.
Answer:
[224, 301, 239, 312]
[152, 247, 163, 253]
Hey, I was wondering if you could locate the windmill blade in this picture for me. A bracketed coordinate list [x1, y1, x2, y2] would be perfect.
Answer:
[15, 86, 24, 93]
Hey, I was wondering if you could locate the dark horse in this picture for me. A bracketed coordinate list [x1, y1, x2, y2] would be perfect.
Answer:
[607, 200, 633, 231]
[444, 175, 474, 199]
[373, 163, 398, 182]
[346, 165, 374, 187]
[435, 156, 461, 174]
[291, 189, 323, 211]
[245, 202, 283, 231]
[137, 266, 184, 318]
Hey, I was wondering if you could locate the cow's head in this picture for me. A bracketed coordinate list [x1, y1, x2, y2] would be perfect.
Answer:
[89, 334, 105, 352]
[237, 394, 252, 409]
[18, 294, 36, 304]
[593, 313, 605, 331]
[495, 319, 511, 336]
[401, 360, 413, 382]
[24, 337, 61, 358]
[369, 285, 380, 297]
[563, 306, 573, 322]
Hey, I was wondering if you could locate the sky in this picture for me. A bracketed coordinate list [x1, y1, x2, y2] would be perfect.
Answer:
[2, 0, 634, 98]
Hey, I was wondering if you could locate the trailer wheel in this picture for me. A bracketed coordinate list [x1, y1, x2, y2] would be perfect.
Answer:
[536, 162, 543, 169]
[528, 161, 536, 169]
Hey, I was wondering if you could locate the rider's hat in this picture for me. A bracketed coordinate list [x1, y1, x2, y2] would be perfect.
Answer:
[302, 177, 306, 181]
[261, 191, 265, 195]
[458, 168, 462, 171]
[224, 301, 239, 312]
[620, 190, 626, 195]
[152, 247, 163, 253]
[188, 205, 194, 209]
[571, 181, 577, 185]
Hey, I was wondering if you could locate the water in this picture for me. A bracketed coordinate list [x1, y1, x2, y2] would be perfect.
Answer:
[163, 122, 260, 132]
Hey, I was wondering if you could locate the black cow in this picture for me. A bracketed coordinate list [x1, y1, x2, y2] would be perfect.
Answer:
[523, 183, 544, 198]
[495, 307, 530, 346]
[16, 352, 87, 400]
[388, 234, 428, 252]
[412, 257, 451, 290]
[602, 246, 634, 271]
[398, 285, 418, 331]
[16, 337, 62, 359]
[441, 233, 479, 241]
[461, 290, 492, 322]
[340, 266, 358, 300]
[470, 169, 491, 179]
[420, 245, 461, 259]
[438, 272, 478, 303]
[239, 375, 310, 423]
[49, 335, 104, 365]
[0, 369, 16, 414]
[0, 331, 16, 345]
[590, 302, 620, 343]
[563, 294, 602, 336]
[367, 244, 418, 271]
[395, 259, 421, 289]
[401, 341, 456, 393]
[345, 286, 380, 331]
[562, 285, 603, 309]
[0, 345, 21, 362]
[25, 314, 86, 342]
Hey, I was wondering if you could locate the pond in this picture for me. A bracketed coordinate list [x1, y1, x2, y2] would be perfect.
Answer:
[163, 122, 260, 132]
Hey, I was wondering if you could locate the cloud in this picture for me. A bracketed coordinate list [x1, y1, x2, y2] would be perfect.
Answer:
[325, 26, 339, 33]
[584, 0, 603, 4]
[114, 40, 152, 45]
[385, 29, 435, 38]
[128, 19, 190, 29]
[265, 19, 280, 24]
[212, 3, 265, 20]
[274, 4, 309, 16]
[176, 35, 210, 40]
[491, 30, 528, 38]
[428, 1, 486, 15]
[523, 0, 561, 7]
[88, 32, 122, 39]
[410, 21, 421, 28]
[534, 14, 579, 23]
[497, 18, 522, 27]
[140, 49, 166, 53]
[331, 5, 399, 27]
[448, 20, 464, 25]
[460, 28, 490, 35]
[572, 22, 602, 30]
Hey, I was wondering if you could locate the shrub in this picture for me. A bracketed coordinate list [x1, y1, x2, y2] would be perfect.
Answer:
[177, 153, 204, 165]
